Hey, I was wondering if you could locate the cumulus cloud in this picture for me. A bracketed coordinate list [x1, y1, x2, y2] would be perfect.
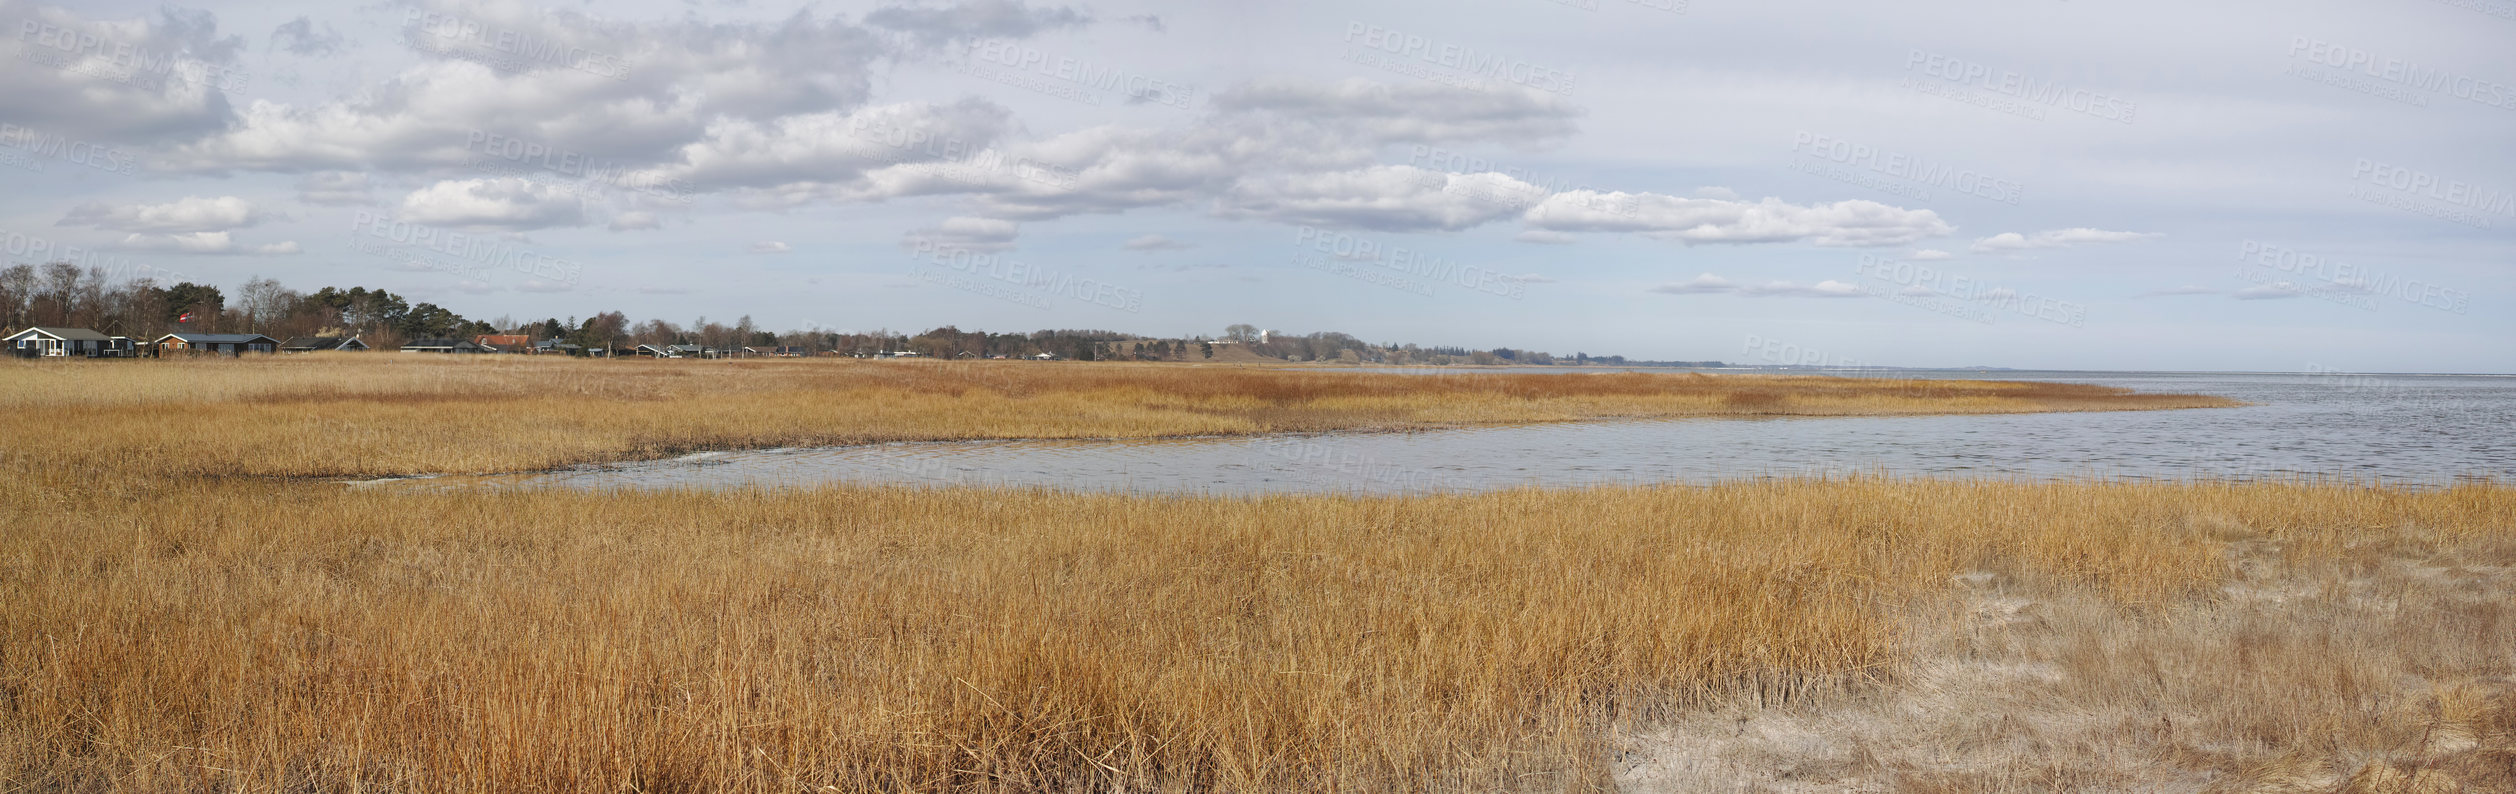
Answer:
[1223, 166, 1540, 231]
[1122, 234, 1192, 251]
[960, 125, 1242, 220]
[638, 100, 1014, 197]
[166, 4, 898, 172]
[749, 241, 792, 253]
[114, 231, 299, 255]
[904, 216, 1019, 252]
[867, 0, 1092, 47]
[1972, 228, 2161, 253]
[1527, 192, 1953, 247]
[58, 196, 267, 233]
[398, 178, 585, 228]
[0, 1, 243, 142]
[296, 172, 373, 205]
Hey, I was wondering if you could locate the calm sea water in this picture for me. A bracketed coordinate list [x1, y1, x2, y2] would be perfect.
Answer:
[389, 371, 2516, 494]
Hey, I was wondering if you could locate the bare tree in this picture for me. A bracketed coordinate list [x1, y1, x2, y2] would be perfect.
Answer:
[238, 276, 298, 331]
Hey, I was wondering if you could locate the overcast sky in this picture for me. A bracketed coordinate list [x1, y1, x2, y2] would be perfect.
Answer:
[2, 0, 2509, 371]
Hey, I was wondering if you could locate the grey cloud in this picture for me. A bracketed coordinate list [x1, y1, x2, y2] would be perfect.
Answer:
[296, 172, 374, 205]
[0, 0, 241, 142]
[1214, 78, 1581, 146]
[166, 3, 896, 172]
[269, 16, 344, 57]
[904, 216, 1019, 252]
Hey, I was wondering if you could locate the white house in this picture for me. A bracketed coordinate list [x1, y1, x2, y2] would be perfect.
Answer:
[6, 327, 135, 358]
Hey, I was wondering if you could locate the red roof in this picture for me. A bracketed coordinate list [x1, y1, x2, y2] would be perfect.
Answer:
[475, 334, 531, 347]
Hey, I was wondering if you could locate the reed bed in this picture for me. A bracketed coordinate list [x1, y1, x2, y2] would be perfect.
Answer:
[0, 356, 2235, 479]
[7, 357, 2500, 792]
[6, 476, 2508, 792]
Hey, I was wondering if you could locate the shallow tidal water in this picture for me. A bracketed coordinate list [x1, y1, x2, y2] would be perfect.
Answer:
[384, 371, 2516, 494]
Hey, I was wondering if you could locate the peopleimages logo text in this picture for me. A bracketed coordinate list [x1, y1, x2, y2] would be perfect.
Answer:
[1343, 22, 1576, 95]
[1903, 49, 2136, 123]
[2289, 37, 2515, 110]
[961, 41, 1199, 109]
[351, 211, 585, 286]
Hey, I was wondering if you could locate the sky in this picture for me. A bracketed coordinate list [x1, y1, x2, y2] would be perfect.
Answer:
[0, 0, 2509, 371]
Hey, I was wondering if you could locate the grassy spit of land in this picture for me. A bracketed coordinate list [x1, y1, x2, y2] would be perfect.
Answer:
[3, 357, 2509, 792]
[0, 355, 2233, 478]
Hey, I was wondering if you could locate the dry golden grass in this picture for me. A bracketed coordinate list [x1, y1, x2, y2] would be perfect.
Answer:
[7, 476, 2509, 792]
[5, 356, 2503, 792]
[0, 355, 2234, 478]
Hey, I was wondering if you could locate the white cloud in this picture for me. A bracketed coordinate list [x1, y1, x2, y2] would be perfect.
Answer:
[1122, 234, 1193, 251]
[59, 196, 266, 233]
[398, 178, 585, 229]
[1223, 166, 1540, 231]
[637, 100, 1013, 197]
[1740, 279, 1865, 298]
[1650, 273, 1738, 295]
[1528, 192, 1953, 247]
[1971, 228, 2161, 253]
[749, 241, 793, 253]
[2233, 282, 2302, 300]
[115, 231, 299, 255]
[1651, 274, 1865, 298]
[1906, 249, 1953, 261]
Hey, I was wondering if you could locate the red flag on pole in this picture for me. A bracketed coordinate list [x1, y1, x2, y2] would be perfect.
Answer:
[177, 312, 194, 323]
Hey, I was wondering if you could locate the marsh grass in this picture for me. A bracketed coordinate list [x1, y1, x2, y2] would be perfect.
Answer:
[5, 357, 2499, 792]
[6, 477, 2510, 791]
[0, 356, 2234, 479]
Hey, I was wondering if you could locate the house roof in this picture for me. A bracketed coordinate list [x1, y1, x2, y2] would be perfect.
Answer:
[401, 338, 483, 348]
[281, 336, 361, 350]
[156, 333, 278, 344]
[7, 326, 112, 342]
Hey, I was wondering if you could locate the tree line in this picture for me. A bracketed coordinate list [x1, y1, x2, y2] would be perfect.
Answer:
[1, 266, 1698, 365]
